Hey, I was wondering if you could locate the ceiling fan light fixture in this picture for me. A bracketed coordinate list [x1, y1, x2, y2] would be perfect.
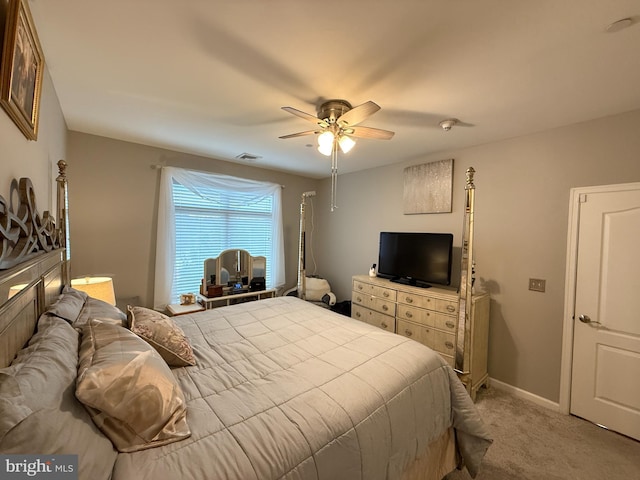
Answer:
[280, 99, 394, 210]
[317, 131, 334, 156]
[338, 135, 355, 154]
[317, 144, 333, 156]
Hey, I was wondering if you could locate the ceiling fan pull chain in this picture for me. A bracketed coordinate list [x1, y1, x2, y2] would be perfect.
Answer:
[331, 146, 338, 212]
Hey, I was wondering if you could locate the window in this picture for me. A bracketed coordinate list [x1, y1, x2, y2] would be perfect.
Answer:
[154, 167, 284, 308]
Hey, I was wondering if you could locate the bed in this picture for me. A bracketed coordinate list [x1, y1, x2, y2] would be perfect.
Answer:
[0, 164, 491, 480]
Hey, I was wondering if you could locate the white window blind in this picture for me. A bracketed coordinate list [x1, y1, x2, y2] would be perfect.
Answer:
[172, 181, 274, 299]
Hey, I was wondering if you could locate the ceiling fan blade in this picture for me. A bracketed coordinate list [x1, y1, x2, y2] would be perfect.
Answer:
[282, 107, 329, 128]
[337, 101, 381, 127]
[347, 126, 395, 140]
[279, 130, 320, 139]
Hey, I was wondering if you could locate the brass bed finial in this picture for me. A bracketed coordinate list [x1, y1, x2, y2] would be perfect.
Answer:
[465, 166, 475, 189]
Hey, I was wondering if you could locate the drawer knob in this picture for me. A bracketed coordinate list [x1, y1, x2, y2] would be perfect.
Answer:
[446, 305, 456, 312]
[406, 297, 413, 303]
[405, 311, 413, 318]
[445, 341, 454, 350]
[382, 304, 389, 311]
[445, 321, 455, 329]
[381, 322, 388, 329]
[404, 329, 413, 337]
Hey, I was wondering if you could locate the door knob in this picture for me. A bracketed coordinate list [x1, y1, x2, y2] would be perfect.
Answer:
[578, 314, 600, 324]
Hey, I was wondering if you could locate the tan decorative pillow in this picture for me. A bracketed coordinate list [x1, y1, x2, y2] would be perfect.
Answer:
[76, 320, 191, 453]
[127, 305, 196, 367]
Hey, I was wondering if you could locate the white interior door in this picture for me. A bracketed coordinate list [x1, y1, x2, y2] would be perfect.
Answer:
[570, 186, 640, 440]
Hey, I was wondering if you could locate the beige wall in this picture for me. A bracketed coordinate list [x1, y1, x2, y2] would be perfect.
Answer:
[1, 69, 67, 213]
[66, 132, 318, 307]
[313, 108, 640, 402]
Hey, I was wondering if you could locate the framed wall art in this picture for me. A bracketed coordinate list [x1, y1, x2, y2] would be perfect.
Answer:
[403, 158, 454, 214]
[0, 0, 44, 140]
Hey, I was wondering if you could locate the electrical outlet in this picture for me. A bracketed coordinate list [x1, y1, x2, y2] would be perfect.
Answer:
[529, 278, 546, 292]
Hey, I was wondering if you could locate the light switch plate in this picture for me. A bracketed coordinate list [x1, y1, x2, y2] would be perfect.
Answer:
[529, 278, 546, 292]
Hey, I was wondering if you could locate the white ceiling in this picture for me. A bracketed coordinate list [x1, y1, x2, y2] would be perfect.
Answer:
[29, 0, 640, 179]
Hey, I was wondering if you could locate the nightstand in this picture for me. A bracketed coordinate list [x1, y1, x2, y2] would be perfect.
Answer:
[166, 303, 205, 316]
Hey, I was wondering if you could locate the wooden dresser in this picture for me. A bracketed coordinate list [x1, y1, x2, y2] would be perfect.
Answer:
[351, 274, 490, 400]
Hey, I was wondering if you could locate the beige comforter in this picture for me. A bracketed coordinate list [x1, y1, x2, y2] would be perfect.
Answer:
[112, 296, 491, 479]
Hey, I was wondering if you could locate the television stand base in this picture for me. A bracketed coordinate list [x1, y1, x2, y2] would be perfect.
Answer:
[390, 277, 432, 289]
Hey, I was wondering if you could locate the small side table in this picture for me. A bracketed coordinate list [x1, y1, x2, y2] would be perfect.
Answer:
[166, 303, 205, 316]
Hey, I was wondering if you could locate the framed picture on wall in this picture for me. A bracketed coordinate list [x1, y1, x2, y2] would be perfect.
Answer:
[0, 0, 44, 141]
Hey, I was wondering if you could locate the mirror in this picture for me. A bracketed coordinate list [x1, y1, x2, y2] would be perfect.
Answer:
[204, 257, 217, 286]
[220, 249, 250, 285]
[203, 249, 266, 297]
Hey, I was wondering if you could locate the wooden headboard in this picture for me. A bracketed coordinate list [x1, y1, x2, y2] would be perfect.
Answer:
[0, 161, 69, 367]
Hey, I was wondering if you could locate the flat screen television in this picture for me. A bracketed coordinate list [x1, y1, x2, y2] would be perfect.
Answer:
[377, 232, 453, 287]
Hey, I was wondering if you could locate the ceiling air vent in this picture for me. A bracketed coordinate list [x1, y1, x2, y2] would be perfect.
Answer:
[235, 153, 262, 162]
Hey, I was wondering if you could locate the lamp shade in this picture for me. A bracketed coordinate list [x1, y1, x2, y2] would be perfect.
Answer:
[338, 135, 355, 154]
[317, 131, 335, 156]
[71, 277, 116, 305]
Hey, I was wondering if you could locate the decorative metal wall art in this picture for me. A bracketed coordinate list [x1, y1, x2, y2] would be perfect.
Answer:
[403, 159, 453, 214]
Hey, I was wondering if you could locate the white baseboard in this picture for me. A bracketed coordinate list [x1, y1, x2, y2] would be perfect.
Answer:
[489, 377, 561, 412]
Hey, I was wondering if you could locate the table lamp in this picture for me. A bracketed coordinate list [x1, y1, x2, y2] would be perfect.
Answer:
[71, 276, 116, 305]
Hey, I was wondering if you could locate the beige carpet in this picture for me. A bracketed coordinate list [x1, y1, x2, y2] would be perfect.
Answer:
[445, 386, 640, 480]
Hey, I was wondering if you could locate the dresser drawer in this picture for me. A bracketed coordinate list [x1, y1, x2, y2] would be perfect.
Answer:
[352, 304, 395, 332]
[397, 291, 458, 315]
[352, 291, 396, 316]
[353, 280, 397, 302]
[396, 319, 456, 357]
[396, 304, 457, 332]
[430, 329, 456, 357]
[396, 319, 432, 347]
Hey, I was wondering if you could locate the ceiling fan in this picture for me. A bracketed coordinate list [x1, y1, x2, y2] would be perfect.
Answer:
[279, 99, 394, 152]
[279, 99, 394, 211]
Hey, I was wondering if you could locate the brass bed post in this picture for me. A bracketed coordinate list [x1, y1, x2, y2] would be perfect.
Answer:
[296, 191, 316, 299]
[56, 159, 69, 284]
[297, 193, 308, 299]
[455, 167, 475, 381]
